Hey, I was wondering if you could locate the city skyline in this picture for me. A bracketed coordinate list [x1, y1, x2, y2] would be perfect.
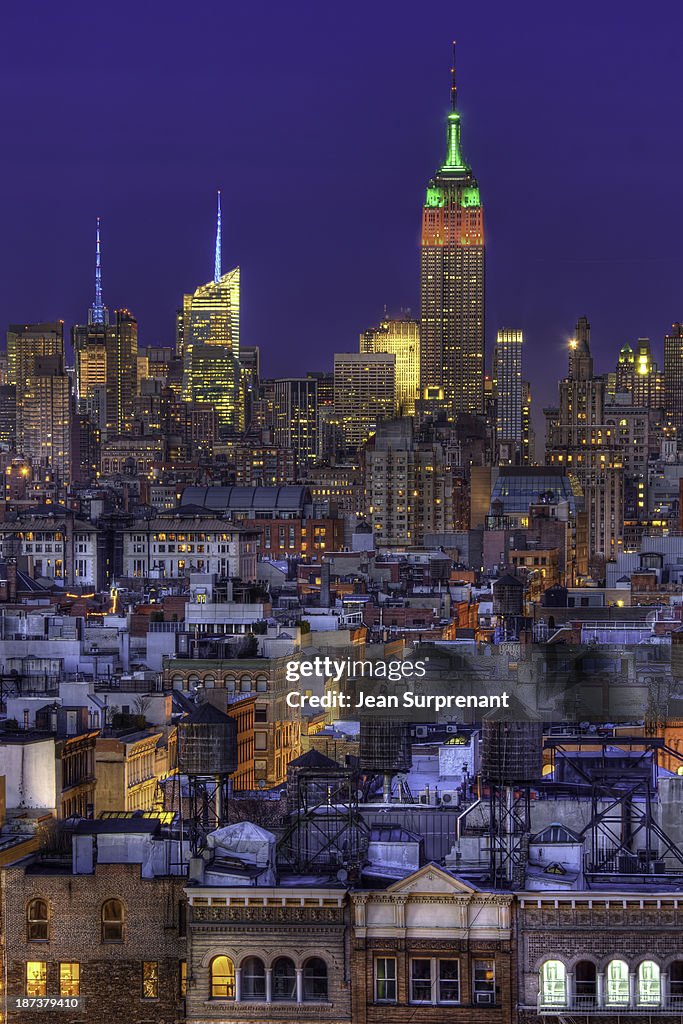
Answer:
[2, 3, 683, 415]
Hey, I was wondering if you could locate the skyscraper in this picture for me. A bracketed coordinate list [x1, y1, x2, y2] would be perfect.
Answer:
[546, 317, 623, 563]
[74, 221, 137, 438]
[8, 322, 65, 466]
[493, 329, 523, 464]
[272, 378, 318, 473]
[420, 48, 485, 417]
[182, 192, 244, 433]
[19, 354, 72, 484]
[333, 353, 395, 452]
[360, 315, 420, 415]
[664, 323, 683, 428]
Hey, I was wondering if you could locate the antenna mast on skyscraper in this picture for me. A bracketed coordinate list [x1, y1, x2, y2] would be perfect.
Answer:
[451, 40, 457, 110]
[214, 190, 222, 283]
[91, 217, 105, 324]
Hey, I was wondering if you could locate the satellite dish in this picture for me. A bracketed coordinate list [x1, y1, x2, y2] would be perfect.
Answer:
[336, 868, 348, 882]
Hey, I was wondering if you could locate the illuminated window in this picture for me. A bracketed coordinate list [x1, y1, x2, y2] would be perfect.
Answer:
[101, 899, 124, 942]
[638, 961, 660, 1004]
[26, 961, 47, 997]
[60, 963, 80, 997]
[179, 960, 187, 998]
[142, 961, 159, 999]
[210, 956, 235, 999]
[540, 960, 566, 1005]
[27, 899, 49, 941]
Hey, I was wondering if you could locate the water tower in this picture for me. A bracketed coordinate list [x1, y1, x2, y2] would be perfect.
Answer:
[482, 718, 543, 887]
[177, 702, 238, 856]
[359, 720, 412, 802]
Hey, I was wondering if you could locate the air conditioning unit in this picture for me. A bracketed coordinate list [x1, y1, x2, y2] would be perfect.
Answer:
[475, 992, 494, 1005]
[437, 790, 459, 805]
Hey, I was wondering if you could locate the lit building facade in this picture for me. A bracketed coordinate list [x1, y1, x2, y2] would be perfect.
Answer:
[18, 354, 72, 485]
[420, 60, 485, 416]
[494, 329, 523, 464]
[333, 353, 395, 452]
[664, 322, 683, 429]
[360, 316, 420, 415]
[272, 378, 318, 472]
[364, 417, 454, 547]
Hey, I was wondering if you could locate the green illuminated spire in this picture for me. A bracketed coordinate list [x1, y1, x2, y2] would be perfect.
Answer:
[440, 42, 469, 173]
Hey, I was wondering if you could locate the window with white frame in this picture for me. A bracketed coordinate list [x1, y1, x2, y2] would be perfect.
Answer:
[540, 960, 566, 1005]
[638, 961, 660, 1005]
[473, 959, 495, 1003]
[606, 960, 629, 1005]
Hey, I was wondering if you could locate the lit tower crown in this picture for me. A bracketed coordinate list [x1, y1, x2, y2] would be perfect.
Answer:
[419, 43, 485, 417]
[88, 217, 109, 326]
[214, 190, 222, 283]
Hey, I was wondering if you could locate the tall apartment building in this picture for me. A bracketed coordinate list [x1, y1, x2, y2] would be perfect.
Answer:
[16, 350, 72, 486]
[333, 353, 395, 452]
[664, 322, 683, 429]
[364, 417, 453, 547]
[272, 378, 318, 472]
[493, 329, 523, 464]
[360, 316, 420, 415]
[546, 317, 624, 562]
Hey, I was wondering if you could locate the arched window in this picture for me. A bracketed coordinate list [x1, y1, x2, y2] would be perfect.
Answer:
[210, 956, 235, 999]
[606, 954, 626, 1003]
[203, 675, 216, 689]
[540, 961, 566, 1006]
[670, 961, 683, 1005]
[187, 674, 200, 689]
[171, 674, 184, 689]
[638, 961, 660, 1005]
[256, 674, 268, 692]
[241, 957, 265, 1000]
[101, 899, 124, 942]
[224, 675, 236, 693]
[272, 957, 296, 1001]
[27, 899, 49, 941]
[606, 960, 629, 1004]
[575, 961, 597, 1007]
[303, 957, 328, 1001]
[240, 674, 252, 693]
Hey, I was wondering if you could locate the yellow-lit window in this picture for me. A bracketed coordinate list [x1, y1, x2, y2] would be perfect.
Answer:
[180, 960, 187, 998]
[142, 961, 159, 999]
[60, 962, 80, 997]
[101, 899, 124, 942]
[211, 955, 236, 999]
[26, 961, 47, 996]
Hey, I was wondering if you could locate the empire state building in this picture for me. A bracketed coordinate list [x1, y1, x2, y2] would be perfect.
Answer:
[420, 51, 485, 416]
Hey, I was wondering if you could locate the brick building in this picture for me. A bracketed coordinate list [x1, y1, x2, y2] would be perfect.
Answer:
[517, 890, 683, 1022]
[183, 885, 351, 1022]
[351, 864, 515, 1023]
[4, 833, 186, 1024]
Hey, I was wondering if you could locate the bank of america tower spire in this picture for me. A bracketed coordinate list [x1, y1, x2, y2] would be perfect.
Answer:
[420, 44, 485, 416]
[88, 217, 109, 326]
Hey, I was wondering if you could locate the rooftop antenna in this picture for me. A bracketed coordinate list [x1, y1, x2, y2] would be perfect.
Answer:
[90, 217, 105, 324]
[214, 190, 222, 283]
[451, 40, 457, 110]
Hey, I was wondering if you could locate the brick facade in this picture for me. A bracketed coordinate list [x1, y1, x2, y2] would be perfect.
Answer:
[351, 865, 516, 1024]
[517, 893, 683, 1024]
[3, 861, 186, 1024]
[183, 887, 351, 1023]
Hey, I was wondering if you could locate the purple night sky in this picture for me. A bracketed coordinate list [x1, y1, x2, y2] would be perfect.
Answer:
[2, 0, 683, 414]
